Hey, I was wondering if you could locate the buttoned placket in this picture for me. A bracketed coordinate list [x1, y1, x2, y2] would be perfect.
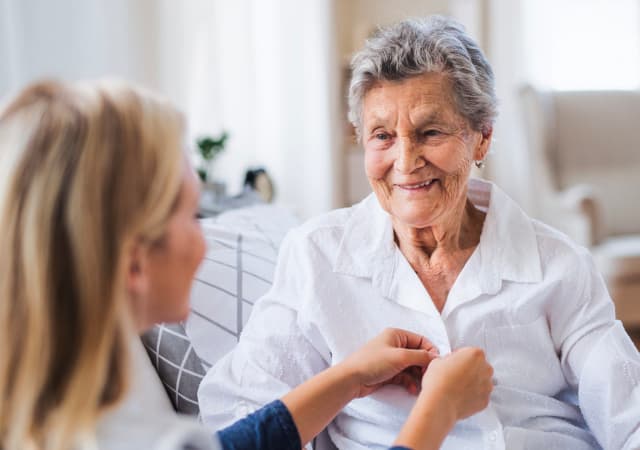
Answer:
[388, 247, 452, 354]
[388, 241, 507, 450]
[333, 182, 540, 449]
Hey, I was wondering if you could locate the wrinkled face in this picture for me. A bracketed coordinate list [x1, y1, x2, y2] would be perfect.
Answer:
[141, 165, 205, 327]
[362, 72, 490, 229]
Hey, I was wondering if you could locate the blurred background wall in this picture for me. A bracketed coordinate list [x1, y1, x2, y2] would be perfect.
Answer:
[1, 0, 638, 221]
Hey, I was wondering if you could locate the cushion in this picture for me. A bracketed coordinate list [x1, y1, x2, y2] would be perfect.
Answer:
[186, 204, 299, 367]
[141, 204, 299, 416]
[141, 323, 206, 415]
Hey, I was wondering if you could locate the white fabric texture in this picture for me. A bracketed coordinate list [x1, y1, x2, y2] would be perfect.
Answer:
[198, 179, 640, 450]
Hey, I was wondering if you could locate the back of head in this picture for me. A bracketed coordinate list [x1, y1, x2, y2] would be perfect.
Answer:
[0, 80, 185, 450]
[348, 15, 497, 140]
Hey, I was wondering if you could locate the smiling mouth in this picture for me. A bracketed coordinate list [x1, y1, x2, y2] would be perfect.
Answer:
[396, 179, 439, 191]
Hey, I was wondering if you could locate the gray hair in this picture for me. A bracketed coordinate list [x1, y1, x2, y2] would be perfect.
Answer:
[348, 16, 497, 140]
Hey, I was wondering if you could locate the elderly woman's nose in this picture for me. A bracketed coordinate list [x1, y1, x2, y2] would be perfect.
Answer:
[394, 138, 425, 173]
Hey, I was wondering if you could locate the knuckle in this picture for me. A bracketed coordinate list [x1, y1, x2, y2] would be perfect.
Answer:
[467, 347, 485, 359]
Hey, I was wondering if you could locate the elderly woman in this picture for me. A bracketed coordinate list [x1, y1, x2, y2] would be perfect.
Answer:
[198, 15, 640, 450]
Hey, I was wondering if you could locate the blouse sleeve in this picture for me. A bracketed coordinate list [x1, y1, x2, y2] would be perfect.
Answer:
[550, 247, 640, 449]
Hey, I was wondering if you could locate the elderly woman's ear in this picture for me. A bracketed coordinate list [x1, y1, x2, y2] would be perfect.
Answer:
[474, 127, 493, 161]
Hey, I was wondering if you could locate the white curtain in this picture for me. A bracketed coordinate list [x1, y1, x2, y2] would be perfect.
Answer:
[521, 0, 640, 91]
[0, 0, 340, 219]
[0, 0, 158, 96]
[482, 0, 535, 213]
[199, 0, 342, 218]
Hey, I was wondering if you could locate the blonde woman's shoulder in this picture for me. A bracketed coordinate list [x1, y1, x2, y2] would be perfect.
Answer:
[96, 338, 219, 450]
[97, 414, 219, 450]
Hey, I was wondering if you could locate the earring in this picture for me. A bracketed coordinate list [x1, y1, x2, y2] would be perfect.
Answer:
[474, 160, 485, 169]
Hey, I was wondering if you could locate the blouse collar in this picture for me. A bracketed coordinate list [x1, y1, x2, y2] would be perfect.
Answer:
[333, 179, 543, 315]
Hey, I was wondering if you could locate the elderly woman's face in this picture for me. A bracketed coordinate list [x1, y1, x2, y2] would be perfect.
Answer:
[362, 72, 489, 229]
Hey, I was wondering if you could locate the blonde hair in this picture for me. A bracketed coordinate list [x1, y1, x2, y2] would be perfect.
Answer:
[0, 80, 185, 450]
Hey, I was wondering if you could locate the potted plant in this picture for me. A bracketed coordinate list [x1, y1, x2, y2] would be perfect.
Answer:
[196, 131, 228, 201]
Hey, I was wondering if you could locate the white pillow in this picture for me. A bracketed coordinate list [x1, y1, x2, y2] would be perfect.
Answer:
[185, 204, 299, 369]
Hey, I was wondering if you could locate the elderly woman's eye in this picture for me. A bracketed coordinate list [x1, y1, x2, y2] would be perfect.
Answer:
[375, 132, 390, 141]
[422, 129, 442, 137]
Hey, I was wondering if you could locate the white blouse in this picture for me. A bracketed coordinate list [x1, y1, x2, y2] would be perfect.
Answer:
[198, 179, 640, 450]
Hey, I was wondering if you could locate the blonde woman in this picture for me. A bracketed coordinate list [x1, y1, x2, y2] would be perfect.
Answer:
[0, 80, 493, 450]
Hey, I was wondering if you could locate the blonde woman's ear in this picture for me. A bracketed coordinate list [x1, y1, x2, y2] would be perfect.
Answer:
[125, 240, 151, 329]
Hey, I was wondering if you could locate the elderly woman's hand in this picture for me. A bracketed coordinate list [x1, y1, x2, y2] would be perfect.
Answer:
[338, 328, 440, 398]
[421, 347, 494, 420]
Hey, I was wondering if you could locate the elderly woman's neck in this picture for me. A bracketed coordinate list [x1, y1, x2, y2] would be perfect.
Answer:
[393, 199, 485, 259]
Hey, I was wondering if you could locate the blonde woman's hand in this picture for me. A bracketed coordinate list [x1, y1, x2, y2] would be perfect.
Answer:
[281, 329, 437, 446]
[421, 347, 494, 420]
[338, 328, 440, 398]
[392, 348, 493, 450]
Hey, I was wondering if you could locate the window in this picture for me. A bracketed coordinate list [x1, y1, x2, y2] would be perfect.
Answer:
[522, 0, 640, 90]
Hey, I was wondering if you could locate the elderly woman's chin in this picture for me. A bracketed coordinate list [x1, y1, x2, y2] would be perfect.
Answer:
[377, 196, 443, 228]
[389, 203, 444, 229]
[371, 186, 447, 229]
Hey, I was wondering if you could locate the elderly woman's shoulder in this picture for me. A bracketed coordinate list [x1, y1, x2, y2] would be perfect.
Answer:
[530, 217, 594, 271]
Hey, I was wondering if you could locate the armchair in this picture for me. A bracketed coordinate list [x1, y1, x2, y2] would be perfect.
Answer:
[520, 85, 640, 328]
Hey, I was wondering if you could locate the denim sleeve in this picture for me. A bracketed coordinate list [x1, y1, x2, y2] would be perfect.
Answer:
[216, 400, 301, 450]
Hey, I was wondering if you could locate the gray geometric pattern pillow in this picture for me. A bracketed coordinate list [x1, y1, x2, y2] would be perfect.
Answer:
[141, 322, 207, 415]
[141, 204, 299, 416]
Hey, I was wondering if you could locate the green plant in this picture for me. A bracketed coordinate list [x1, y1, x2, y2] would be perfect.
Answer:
[196, 131, 229, 183]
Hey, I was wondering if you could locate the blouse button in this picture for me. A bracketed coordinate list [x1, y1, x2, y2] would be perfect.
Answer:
[236, 402, 252, 418]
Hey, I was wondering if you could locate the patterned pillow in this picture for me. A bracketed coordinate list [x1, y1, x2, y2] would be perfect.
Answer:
[141, 204, 299, 416]
[141, 322, 205, 415]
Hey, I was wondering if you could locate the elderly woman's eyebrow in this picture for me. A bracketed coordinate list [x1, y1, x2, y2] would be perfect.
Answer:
[414, 108, 468, 131]
[364, 114, 394, 133]
[413, 111, 442, 126]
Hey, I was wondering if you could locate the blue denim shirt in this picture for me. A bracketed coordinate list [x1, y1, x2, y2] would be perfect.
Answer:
[217, 400, 412, 450]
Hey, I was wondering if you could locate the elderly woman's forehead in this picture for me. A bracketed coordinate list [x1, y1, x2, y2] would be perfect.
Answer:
[363, 74, 460, 113]
[367, 72, 454, 98]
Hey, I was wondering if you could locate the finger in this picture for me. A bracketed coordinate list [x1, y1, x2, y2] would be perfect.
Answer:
[385, 372, 421, 394]
[393, 348, 438, 370]
[408, 365, 423, 381]
[393, 329, 439, 353]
